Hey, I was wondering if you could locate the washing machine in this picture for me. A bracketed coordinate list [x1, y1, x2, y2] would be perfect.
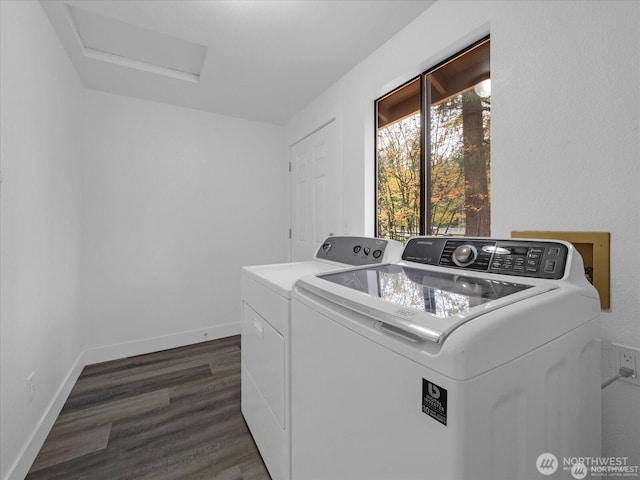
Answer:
[240, 236, 403, 480]
[291, 236, 601, 480]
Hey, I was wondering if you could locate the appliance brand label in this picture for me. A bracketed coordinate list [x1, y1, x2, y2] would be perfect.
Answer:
[395, 309, 416, 318]
[422, 379, 447, 426]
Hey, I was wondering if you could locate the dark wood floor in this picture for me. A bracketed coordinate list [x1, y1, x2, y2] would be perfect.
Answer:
[26, 335, 271, 480]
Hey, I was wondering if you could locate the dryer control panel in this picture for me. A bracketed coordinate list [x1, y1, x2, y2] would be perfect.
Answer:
[402, 237, 569, 280]
[316, 236, 403, 266]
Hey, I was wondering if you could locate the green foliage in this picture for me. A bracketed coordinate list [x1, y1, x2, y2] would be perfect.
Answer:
[377, 114, 421, 241]
[376, 92, 490, 241]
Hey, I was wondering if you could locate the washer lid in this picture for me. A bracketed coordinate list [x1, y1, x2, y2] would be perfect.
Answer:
[298, 263, 557, 343]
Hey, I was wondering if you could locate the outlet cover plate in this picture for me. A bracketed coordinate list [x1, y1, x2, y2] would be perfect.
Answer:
[612, 343, 640, 386]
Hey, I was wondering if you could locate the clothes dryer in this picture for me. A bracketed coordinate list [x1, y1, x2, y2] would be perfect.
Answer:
[241, 236, 402, 480]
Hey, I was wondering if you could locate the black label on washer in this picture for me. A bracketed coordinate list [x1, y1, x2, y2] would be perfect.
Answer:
[422, 379, 447, 426]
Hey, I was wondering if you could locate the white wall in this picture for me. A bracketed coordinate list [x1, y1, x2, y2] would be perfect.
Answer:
[286, 0, 640, 466]
[81, 91, 287, 361]
[0, 1, 84, 478]
[1, 3, 287, 477]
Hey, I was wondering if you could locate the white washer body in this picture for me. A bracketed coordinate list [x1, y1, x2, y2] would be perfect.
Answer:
[241, 236, 403, 480]
[291, 237, 601, 480]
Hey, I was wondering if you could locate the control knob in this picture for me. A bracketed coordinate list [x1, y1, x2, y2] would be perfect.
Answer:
[452, 244, 478, 267]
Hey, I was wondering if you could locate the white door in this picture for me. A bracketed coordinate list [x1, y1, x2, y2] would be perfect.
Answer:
[290, 120, 340, 261]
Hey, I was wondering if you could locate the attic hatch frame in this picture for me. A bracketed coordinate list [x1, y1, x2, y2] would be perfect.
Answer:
[65, 4, 207, 84]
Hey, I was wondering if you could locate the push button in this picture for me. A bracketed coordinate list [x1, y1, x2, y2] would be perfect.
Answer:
[363, 247, 371, 256]
[528, 247, 544, 260]
[544, 260, 557, 273]
[373, 249, 382, 259]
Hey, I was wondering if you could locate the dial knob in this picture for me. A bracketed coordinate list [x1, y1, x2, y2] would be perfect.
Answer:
[452, 244, 478, 266]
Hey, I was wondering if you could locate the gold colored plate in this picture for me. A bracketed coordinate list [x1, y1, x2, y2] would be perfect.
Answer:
[511, 231, 610, 309]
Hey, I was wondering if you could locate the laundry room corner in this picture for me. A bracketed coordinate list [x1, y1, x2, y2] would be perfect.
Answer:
[1, 0, 639, 478]
[79, 90, 289, 361]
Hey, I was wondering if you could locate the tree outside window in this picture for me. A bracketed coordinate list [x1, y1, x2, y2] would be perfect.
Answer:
[376, 37, 490, 242]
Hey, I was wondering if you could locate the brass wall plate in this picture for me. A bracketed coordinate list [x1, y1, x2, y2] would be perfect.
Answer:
[511, 231, 610, 309]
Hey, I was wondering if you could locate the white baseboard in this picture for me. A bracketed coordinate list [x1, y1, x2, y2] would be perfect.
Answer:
[83, 322, 240, 365]
[4, 323, 240, 480]
[5, 352, 85, 480]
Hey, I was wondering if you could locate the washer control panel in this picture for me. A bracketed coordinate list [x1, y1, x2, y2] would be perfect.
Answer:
[316, 236, 401, 266]
[402, 237, 569, 279]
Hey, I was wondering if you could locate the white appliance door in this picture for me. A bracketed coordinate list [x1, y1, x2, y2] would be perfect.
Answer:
[290, 297, 462, 480]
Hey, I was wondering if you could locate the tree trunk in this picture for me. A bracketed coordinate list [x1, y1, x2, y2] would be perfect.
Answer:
[462, 91, 490, 236]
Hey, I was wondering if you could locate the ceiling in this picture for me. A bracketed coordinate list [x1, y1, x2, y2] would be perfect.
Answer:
[40, 0, 436, 125]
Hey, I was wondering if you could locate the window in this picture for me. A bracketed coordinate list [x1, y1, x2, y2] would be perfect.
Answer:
[376, 37, 490, 242]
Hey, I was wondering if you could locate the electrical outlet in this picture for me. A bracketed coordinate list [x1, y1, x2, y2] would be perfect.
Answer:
[27, 372, 36, 404]
[612, 343, 640, 386]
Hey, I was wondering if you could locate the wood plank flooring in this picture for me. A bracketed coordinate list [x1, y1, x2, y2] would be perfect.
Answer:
[26, 335, 271, 480]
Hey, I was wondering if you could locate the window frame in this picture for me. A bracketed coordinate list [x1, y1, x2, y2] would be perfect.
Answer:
[374, 35, 490, 239]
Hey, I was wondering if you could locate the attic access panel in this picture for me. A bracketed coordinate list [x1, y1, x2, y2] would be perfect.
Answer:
[66, 5, 207, 82]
